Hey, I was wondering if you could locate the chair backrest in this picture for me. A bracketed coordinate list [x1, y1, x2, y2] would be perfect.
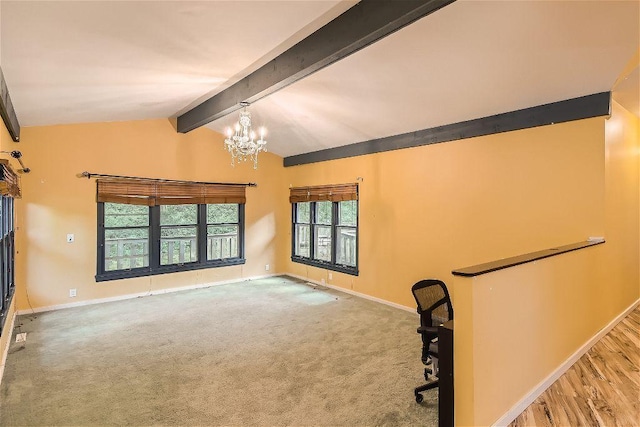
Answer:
[411, 279, 453, 327]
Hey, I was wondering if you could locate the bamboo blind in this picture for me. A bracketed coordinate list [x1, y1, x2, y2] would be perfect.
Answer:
[97, 178, 246, 206]
[289, 183, 357, 203]
[0, 160, 20, 198]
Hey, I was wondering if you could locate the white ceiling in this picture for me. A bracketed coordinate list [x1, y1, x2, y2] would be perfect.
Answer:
[1, 1, 638, 158]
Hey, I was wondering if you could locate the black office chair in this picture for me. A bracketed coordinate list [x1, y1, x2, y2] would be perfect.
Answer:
[411, 279, 453, 403]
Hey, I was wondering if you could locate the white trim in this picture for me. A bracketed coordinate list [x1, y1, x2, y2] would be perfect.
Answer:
[16, 273, 279, 316]
[285, 273, 416, 314]
[16, 272, 414, 316]
[493, 297, 640, 427]
[0, 302, 18, 388]
[14, 273, 416, 317]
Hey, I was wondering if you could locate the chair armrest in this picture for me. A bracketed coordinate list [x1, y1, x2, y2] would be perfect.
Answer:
[417, 326, 438, 335]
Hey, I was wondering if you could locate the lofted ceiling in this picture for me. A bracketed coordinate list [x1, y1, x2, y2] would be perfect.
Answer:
[1, 1, 638, 159]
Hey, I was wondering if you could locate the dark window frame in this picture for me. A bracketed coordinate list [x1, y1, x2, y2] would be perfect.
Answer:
[96, 203, 245, 282]
[204, 205, 242, 262]
[159, 204, 199, 266]
[291, 200, 358, 276]
[0, 196, 15, 337]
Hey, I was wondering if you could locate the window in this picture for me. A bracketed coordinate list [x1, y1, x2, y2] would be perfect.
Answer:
[290, 184, 358, 275]
[293, 203, 310, 258]
[207, 204, 240, 260]
[103, 203, 149, 271]
[96, 178, 246, 282]
[336, 200, 357, 267]
[0, 160, 17, 337]
[160, 204, 198, 265]
[0, 196, 15, 336]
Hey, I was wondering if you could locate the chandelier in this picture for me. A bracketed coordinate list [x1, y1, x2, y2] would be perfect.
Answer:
[224, 102, 267, 169]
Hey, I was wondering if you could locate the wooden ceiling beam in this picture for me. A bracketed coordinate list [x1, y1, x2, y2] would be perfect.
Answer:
[176, 0, 455, 133]
[283, 92, 612, 167]
[0, 67, 20, 142]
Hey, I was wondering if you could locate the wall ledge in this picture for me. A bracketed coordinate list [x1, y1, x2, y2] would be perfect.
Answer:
[452, 239, 605, 277]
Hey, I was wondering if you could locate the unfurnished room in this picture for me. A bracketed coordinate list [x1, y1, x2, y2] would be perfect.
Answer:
[0, 1, 638, 426]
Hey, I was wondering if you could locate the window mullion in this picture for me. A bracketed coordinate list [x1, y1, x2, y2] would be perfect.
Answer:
[238, 204, 246, 260]
[9, 198, 13, 289]
[310, 202, 316, 260]
[291, 204, 296, 260]
[331, 201, 338, 264]
[149, 205, 160, 270]
[198, 204, 207, 265]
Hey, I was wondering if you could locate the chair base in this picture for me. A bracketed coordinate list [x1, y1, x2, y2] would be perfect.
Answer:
[414, 379, 438, 403]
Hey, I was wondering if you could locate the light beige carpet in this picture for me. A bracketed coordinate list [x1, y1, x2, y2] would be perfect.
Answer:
[0, 276, 437, 426]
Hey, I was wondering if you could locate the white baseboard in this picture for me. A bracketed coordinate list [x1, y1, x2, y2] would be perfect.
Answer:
[285, 273, 416, 314]
[0, 303, 18, 389]
[493, 297, 640, 427]
[16, 273, 279, 316]
[15, 272, 412, 317]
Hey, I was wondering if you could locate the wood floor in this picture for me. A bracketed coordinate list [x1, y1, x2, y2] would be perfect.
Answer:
[510, 307, 639, 427]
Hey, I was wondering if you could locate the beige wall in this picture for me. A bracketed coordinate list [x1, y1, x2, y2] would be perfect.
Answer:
[15, 119, 287, 310]
[453, 100, 639, 427]
[282, 118, 605, 308]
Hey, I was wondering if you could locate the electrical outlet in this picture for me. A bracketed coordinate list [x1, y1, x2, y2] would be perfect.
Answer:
[66, 234, 74, 243]
[321, 278, 326, 285]
[328, 273, 333, 280]
[265, 264, 270, 271]
[69, 288, 77, 298]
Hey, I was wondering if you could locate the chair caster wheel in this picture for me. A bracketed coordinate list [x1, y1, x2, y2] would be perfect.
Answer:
[415, 393, 423, 403]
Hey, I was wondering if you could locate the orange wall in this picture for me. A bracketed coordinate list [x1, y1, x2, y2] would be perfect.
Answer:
[453, 100, 639, 426]
[282, 118, 605, 308]
[604, 100, 640, 309]
[11, 113, 614, 313]
[15, 119, 287, 310]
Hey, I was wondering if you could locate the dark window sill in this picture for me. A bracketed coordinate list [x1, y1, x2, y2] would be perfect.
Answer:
[291, 256, 358, 276]
[96, 258, 246, 282]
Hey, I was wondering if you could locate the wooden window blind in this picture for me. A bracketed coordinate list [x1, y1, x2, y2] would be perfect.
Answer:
[289, 183, 357, 203]
[97, 179, 246, 206]
[0, 160, 20, 198]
